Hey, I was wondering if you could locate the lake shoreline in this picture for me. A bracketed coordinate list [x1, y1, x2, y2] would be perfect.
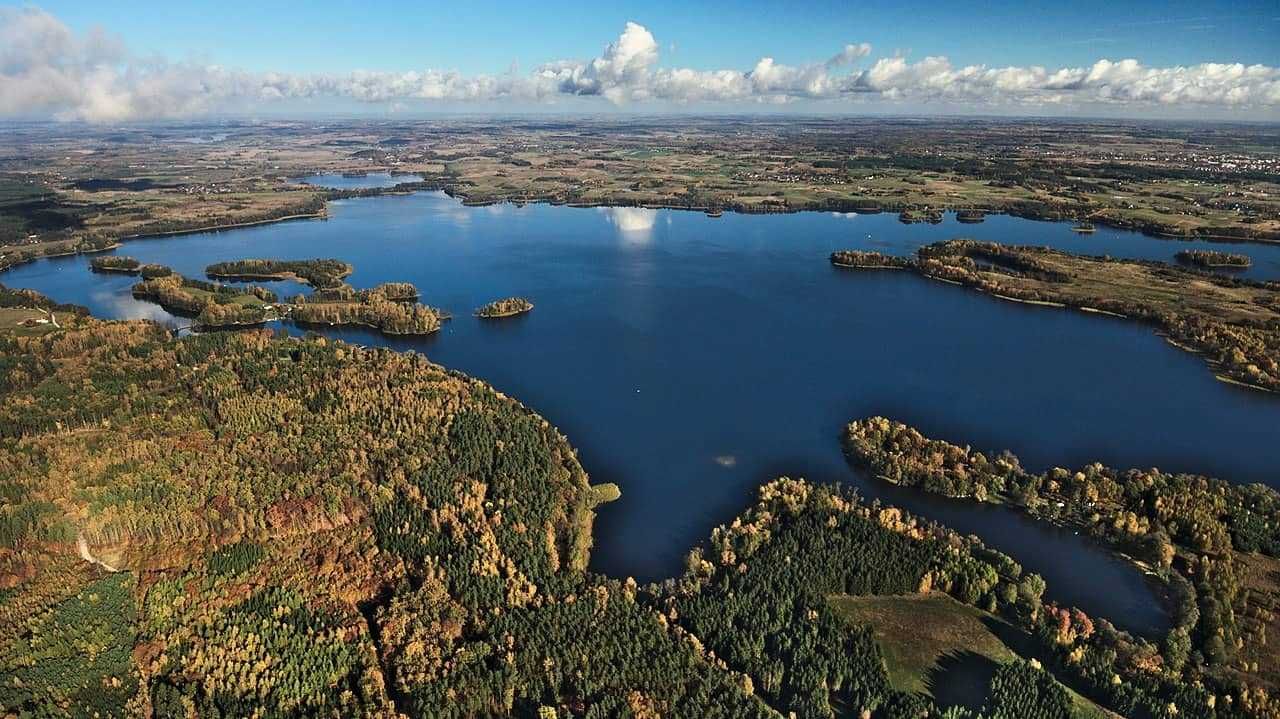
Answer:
[297, 171, 1280, 246]
[5, 177, 1279, 285]
[831, 242, 1280, 395]
[0, 213, 328, 277]
[868, 469, 1177, 635]
[120, 211, 329, 241]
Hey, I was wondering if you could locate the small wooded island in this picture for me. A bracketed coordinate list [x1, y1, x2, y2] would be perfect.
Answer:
[475, 296, 534, 318]
[124, 258, 446, 334]
[1175, 249, 1252, 268]
[205, 258, 353, 288]
[830, 250, 914, 269]
[897, 208, 944, 224]
[92, 255, 177, 278]
[89, 255, 142, 274]
[92, 256, 177, 278]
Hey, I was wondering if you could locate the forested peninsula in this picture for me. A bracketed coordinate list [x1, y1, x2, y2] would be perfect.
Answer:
[830, 241, 1280, 392]
[846, 417, 1280, 717]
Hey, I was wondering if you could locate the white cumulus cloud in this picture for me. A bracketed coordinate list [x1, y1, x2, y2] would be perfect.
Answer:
[1, 7, 1277, 121]
[827, 43, 873, 68]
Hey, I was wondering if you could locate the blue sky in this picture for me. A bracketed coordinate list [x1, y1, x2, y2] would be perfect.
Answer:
[3, 2, 1278, 120]
[36, 0, 1280, 74]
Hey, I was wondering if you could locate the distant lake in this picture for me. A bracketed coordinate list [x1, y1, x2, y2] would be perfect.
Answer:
[8, 173, 1280, 637]
[299, 172, 423, 190]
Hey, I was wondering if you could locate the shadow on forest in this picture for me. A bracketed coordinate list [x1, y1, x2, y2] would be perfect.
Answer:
[926, 650, 1000, 712]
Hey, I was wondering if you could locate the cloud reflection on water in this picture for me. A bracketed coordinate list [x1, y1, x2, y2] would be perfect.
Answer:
[601, 207, 659, 245]
[91, 289, 173, 322]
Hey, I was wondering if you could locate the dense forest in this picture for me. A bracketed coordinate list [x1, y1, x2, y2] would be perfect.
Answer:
[0, 311, 605, 717]
[3, 285, 1279, 717]
[846, 417, 1280, 717]
[659, 476, 1052, 718]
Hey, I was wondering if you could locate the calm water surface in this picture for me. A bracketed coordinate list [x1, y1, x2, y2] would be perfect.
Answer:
[9, 175, 1280, 636]
[300, 172, 424, 190]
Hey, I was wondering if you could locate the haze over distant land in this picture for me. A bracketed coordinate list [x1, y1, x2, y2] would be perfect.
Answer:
[1, 2, 1278, 121]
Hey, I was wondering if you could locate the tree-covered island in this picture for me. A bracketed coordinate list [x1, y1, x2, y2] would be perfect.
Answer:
[1175, 250, 1253, 269]
[475, 296, 535, 318]
[205, 258, 354, 288]
[122, 259, 447, 335]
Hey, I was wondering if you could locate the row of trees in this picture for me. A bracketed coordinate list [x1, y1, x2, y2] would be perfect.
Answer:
[1176, 250, 1253, 268]
[829, 250, 914, 270]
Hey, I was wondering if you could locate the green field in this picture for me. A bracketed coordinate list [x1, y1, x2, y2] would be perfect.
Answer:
[830, 593, 1016, 696]
[830, 593, 1116, 719]
[0, 307, 82, 336]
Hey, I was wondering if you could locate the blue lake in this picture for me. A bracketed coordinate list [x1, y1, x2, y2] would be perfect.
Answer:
[7, 175, 1280, 637]
[300, 172, 424, 190]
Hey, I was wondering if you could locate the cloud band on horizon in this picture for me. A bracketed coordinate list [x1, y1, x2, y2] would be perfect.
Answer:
[2, 8, 1278, 122]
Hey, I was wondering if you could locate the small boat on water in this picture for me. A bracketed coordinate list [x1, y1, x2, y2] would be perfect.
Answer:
[1072, 222, 1097, 234]
[705, 209, 723, 218]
